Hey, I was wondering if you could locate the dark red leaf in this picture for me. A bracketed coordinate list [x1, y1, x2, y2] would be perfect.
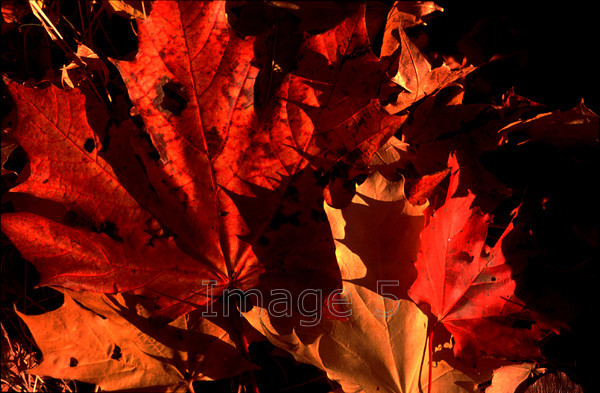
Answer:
[2, 1, 403, 320]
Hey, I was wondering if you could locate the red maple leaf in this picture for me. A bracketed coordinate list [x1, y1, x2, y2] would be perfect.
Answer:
[408, 154, 556, 361]
[1, 1, 403, 320]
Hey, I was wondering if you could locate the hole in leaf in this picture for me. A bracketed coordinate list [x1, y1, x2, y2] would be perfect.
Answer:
[111, 345, 122, 360]
[70, 357, 78, 367]
[83, 138, 95, 153]
[457, 251, 474, 263]
[158, 80, 188, 115]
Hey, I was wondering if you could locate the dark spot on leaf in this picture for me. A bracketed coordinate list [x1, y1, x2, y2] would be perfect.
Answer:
[65, 211, 93, 228]
[84, 138, 95, 153]
[457, 251, 474, 263]
[95, 221, 123, 243]
[491, 276, 497, 281]
[111, 345, 122, 360]
[157, 80, 188, 115]
[70, 357, 78, 367]
[220, 210, 229, 217]
[205, 126, 224, 158]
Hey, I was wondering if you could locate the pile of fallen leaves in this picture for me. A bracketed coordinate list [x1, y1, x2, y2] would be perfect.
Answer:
[1, 1, 598, 392]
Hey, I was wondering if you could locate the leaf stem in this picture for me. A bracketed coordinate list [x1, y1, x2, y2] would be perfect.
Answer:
[231, 298, 259, 393]
[428, 328, 433, 393]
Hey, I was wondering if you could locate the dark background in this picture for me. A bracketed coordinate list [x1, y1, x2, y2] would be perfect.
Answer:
[429, 0, 599, 113]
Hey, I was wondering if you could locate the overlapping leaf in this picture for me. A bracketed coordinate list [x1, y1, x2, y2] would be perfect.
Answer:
[244, 168, 487, 392]
[2, 1, 587, 391]
[2, 0, 404, 320]
[498, 99, 599, 146]
[109, 0, 404, 312]
[379, 3, 474, 114]
[399, 86, 547, 212]
[1, 83, 222, 315]
[408, 155, 556, 361]
[17, 290, 254, 391]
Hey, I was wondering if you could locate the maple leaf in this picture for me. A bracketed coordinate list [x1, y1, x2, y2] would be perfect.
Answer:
[498, 99, 599, 146]
[244, 168, 489, 392]
[110, 0, 402, 305]
[379, 4, 475, 115]
[16, 290, 254, 391]
[408, 154, 556, 361]
[387, 1, 443, 30]
[245, 288, 431, 393]
[325, 171, 425, 298]
[405, 168, 450, 208]
[1, 82, 223, 317]
[2, 0, 404, 320]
